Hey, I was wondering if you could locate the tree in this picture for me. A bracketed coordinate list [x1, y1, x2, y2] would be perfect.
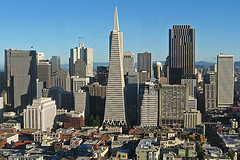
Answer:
[95, 115, 101, 127]
[196, 143, 204, 159]
[228, 150, 234, 160]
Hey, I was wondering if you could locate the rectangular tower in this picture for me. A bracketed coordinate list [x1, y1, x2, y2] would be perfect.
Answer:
[137, 52, 152, 77]
[103, 6, 126, 126]
[5, 49, 37, 111]
[217, 54, 234, 108]
[169, 25, 195, 84]
[123, 52, 135, 75]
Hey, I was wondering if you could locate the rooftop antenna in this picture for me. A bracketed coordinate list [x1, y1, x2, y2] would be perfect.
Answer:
[79, 37, 83, 48]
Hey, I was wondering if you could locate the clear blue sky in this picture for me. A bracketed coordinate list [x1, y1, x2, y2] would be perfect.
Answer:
[0, 0, 240, 67]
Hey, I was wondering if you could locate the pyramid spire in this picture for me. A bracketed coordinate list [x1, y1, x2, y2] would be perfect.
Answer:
[113, 6, 119, 31]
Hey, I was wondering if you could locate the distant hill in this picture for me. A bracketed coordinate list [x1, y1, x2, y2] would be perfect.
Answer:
[235, 61, 240, 68]
[195, 61, 215, 66]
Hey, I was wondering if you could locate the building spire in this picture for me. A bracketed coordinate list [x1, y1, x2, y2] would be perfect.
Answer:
[113, 6, 119, 31]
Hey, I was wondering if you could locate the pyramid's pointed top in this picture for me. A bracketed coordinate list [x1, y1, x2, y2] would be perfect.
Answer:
[113, 6, 119, 31]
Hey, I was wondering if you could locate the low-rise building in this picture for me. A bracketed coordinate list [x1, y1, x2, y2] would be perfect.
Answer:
[135, 139, 160, 160]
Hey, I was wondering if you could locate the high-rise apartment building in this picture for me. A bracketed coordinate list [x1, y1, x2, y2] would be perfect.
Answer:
[159, 84, 189, 126]
[137, 52, 152, 77]
[23, 98, 56, 131]
[217, 54, 234, 108]
[5, 49, 37, 111]
[123, 52, 135, 75]
[169, 25, 195, 84]
[103, 6, 126, 126]
[140, 82, 158, 127]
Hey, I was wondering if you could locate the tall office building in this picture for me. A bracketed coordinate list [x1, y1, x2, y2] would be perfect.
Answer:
[103, 6, 126, 126]
[137, 52, 152, 77]
[123, 52, 135, 75]
[204, 83, 217, 111]
[74, 89, 89, 121]
[37, 60, 52, 88]
[126, 72, 139, 126]
[23, 98, 56, 131]
[5, 49, 37, 111]
[183, 109, 201, 129]
[88, 82, 106, 124]
[52, 68, 71, 92]
[169, 25, 195, 84]
[181, 77, 197, 98]
[140, 82, 158, 127]
[69, 46, 93, 77]
[71, 76, 89, 92]
[217, 54, 234, 108]
[51, 56, 60, 73]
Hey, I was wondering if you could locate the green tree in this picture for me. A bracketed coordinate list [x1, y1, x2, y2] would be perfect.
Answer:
[228, 150, 234, 160]
[196, 143, 204, 159]
[95, 115, 101, 127]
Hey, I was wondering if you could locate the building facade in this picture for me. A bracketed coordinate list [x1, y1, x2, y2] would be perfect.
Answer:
[52, 68, 71, 92]
[169, 25, 195, 84]
[103, 6, 126, 126]
[159, 84, 189, 126]
[5, 49, 37, 111]
[137, 52, 152, 77]
[140, 82, 158, 127]
[123, 52, 135, 75]
[217, 54, 234, 108]
[23, 98, 56, 131]
[183, 109, 202, 129]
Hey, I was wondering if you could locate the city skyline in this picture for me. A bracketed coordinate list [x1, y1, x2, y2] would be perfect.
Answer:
[0, 0, 240, 69]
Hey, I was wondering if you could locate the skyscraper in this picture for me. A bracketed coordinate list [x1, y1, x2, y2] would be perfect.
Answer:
[37, 60, 52, 88]
[5, 49, 37, 111]
[137, 52, 152, 77]
[123, 52, 135, 75]
[50, 56, 60, 73]
[103, 6, 126, 126]
[217, 54, 234, 108]
[69, 45, 93, 78]
[169, 25, 195, 84]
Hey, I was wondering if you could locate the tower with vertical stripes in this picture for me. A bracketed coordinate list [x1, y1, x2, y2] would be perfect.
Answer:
[103, 6, 126, 126]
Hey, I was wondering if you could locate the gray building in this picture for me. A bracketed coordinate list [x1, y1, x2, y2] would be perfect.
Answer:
[52, 68, 71, 92]
[0, 97, 3, 123]
[159, 84, 189, 126]
[74, 89, 89, 121]
[181, 77, 197, 98]
[169, 25, 195, 84]
[204, 83, 217, 111]
[5, 49, 37, 111]
[37, 60, 51, 88]
[103, 6, 126, 126]
[88, 82, 106, 124]
[126, 72, 139, 126]
[123, 52, 135, 75]
[217, 54, 234, 108]
[137, 52, 152, 77]
[69, 46, 93, 78]
[140, 82, 158, 127]
[71, 76, 89, 92]
[153, 62, 163, 80]
[51, 56, 60, 73]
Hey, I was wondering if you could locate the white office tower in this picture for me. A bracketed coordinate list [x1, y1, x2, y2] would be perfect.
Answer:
[23, 98, 56, 131]
[140, 82, 158, 127]
[82, 47, 93, 77]
[103, 6, 126, 126]
[217, 54, 234, 108]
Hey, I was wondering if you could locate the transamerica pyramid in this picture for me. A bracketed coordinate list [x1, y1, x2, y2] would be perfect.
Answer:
[103, 6, 126, 126]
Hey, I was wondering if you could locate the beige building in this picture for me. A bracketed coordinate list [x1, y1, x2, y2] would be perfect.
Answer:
[23, 98, 56, 131]
[135, 139, 160, 160]
[183, 109, 202, 129]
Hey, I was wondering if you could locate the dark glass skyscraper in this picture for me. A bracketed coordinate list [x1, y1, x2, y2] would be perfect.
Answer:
[169, 25, 195, 84]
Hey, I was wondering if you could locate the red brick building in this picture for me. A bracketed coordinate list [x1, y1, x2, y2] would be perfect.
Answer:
[63, 111, 85, 129]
